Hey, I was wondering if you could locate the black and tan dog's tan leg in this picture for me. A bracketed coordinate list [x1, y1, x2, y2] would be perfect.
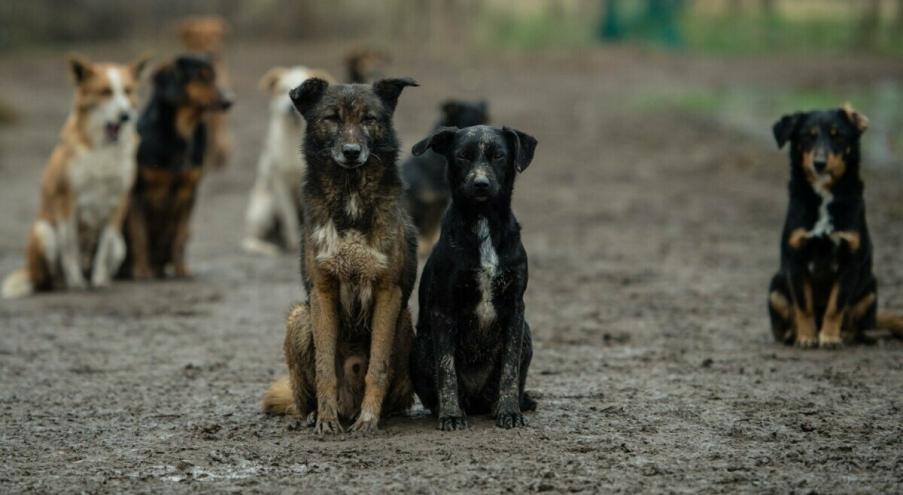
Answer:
[495, 301, 527, 429]
[768, 274, 795, 344]
[791, 279, 818, 348]
[819, 283, 845, 349]
[353, 284, 402, 432]
[310, 277, 343, 434]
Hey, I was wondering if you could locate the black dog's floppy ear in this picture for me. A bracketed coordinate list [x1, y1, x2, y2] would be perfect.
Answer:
[412, 126, 458, 157]
[840, 102, 869, 135]
[503, 126, 538, 173]
[373, 77, 418, 112]
[289, 77, 329, 117]
[772, 112, 802, 149]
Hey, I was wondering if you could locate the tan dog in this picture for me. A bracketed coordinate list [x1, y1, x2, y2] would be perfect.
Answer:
[243, 66, 334, 256]
[177, 15, 233, 170]
[2, 54, 148, 298]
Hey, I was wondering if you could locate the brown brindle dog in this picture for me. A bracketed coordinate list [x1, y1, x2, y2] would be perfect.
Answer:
[262, 77, 419, 434]
[177, 15, 233, 170]
[121, 55, 232, 279]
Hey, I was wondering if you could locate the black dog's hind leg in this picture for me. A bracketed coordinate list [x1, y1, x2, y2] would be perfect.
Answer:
[495, 301, 528, 429]
[432, 312, 467, 431]
[768, 273, 794, 344]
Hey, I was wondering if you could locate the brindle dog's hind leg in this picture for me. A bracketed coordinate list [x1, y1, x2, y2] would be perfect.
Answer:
[768, 273, 795, 344]
[284, 304, 317, 423]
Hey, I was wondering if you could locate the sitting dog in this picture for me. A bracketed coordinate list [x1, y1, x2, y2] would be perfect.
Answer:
[120, 55, 232, 279]
[2, 54, 148, 298]
[768, 105, 903, 347]
[410, 125, 538, 430]
[345, 48, 390, 83]
[177, 15, 233, 170]
[402, 100, 490, 257]
[243, 66, 335, 256]
[261, 76, 419, 434]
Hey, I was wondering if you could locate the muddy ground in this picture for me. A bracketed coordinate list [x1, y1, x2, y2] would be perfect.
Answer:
[1, 41, 902, 493]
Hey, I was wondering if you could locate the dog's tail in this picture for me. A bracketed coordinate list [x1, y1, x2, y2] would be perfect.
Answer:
[2, 268, 33, 299]
[262, 376, 297, 416]
[877, 312, 903, 338]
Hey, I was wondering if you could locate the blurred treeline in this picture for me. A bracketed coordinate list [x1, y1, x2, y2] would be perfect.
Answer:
[0, 0, 901, 54]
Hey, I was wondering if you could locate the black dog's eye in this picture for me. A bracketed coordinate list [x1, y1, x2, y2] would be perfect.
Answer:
[455, 154, 471, 164]
[492, 150, 506, 161]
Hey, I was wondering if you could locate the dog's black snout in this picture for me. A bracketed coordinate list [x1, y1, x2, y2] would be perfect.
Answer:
[473, 176, 491, 191]
[118, 112, 131, 123]
[342, 143, 362, 161]
[814, 160, 827, 173]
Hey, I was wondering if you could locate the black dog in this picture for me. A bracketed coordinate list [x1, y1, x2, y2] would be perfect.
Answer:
[121, 55, 232, 279]
[766, 105, 886, 348]
[410, 125, 538, 430]
[402, 100, 489, 257]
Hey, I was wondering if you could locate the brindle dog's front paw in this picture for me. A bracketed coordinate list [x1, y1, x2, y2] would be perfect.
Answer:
[350, 411, 379, 433]
[314, 415, 344, 435]
[438, 415, 468, 431]
[795, 336, 818, 349]
[819, 334, 843, 350]
[496, 410, 526, 429]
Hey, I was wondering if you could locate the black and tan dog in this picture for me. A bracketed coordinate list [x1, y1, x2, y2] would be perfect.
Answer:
[410, 125, 538, 430]
[120, 55, 232, 279]
[768, 105, 903, 348]
[402, 100, 490, 257]
[262, 77, 419, 434]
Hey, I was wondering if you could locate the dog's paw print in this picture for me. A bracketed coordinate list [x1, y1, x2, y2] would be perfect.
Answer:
[438, 415, 468, 431]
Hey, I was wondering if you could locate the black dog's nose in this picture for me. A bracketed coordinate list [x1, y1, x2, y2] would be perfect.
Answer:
[118, 112, 131, 123]
[814, 160, 827, 173]
[473, 176, 491, 191]
[342, 144, 362, 161]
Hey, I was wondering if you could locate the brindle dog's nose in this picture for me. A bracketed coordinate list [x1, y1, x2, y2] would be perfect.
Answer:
[342, 143, 362, 161]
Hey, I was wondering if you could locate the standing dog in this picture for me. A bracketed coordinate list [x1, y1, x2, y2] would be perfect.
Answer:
[121, 55, 232, 279]
[768, 105, 903, 347]
[2, 54, 147, 298]
[243, 66, 334, 256]
[261, 77, 419, 434]
[177, 15, 233, 169]
[410, 125, 538, 430]
[402, 99, 490, 257]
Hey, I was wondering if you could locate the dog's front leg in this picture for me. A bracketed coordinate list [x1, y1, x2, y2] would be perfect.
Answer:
[352, 284, 402, 433]
[57, 215, 86, 289]
[495, 300, 527, 429]
[789, 273, 817, 348]
[432, 310, 466, 431]
[125, 200, 153, 280]
[310, 275, 343, 434]
[91, 194, 129, 287]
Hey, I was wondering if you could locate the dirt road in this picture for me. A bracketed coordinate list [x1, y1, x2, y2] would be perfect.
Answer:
[1, 42, 902, 493]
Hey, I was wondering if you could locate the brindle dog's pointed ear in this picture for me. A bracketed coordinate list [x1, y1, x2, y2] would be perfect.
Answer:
[841, 103, 869, 135]
[289, 77, 329, 117]
[503, 126, 538, 173]
[372, 77, 418, 112]
[412, 126, 457, 156]
[66, 53, 93, 84]
[772, 112, 802, 149]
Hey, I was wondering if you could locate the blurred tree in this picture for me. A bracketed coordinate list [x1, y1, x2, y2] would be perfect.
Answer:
[597, 0, 625, 42]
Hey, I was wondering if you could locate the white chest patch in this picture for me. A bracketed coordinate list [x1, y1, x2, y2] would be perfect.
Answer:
[69, 139, 135, 230]
[345, 194, 360, 220]
[312, 220, 387, 280]
[810, 179, 834, 237]
[475, 217, 498, 330]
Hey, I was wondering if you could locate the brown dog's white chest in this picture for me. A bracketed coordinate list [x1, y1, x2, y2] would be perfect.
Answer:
[312, 220, 388, 282]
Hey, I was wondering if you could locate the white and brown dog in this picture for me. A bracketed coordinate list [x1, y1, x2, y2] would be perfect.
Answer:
[2, 54, 148, 298]
[243, 66, 334, 255]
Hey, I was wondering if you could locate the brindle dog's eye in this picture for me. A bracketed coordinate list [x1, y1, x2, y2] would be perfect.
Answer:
[322, 114, 340, 122]
[362, 115, 378, 125]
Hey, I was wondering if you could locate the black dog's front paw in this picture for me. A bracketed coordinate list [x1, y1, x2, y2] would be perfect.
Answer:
[496, 410, 526, 429]
[438, 415, 468, 431]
